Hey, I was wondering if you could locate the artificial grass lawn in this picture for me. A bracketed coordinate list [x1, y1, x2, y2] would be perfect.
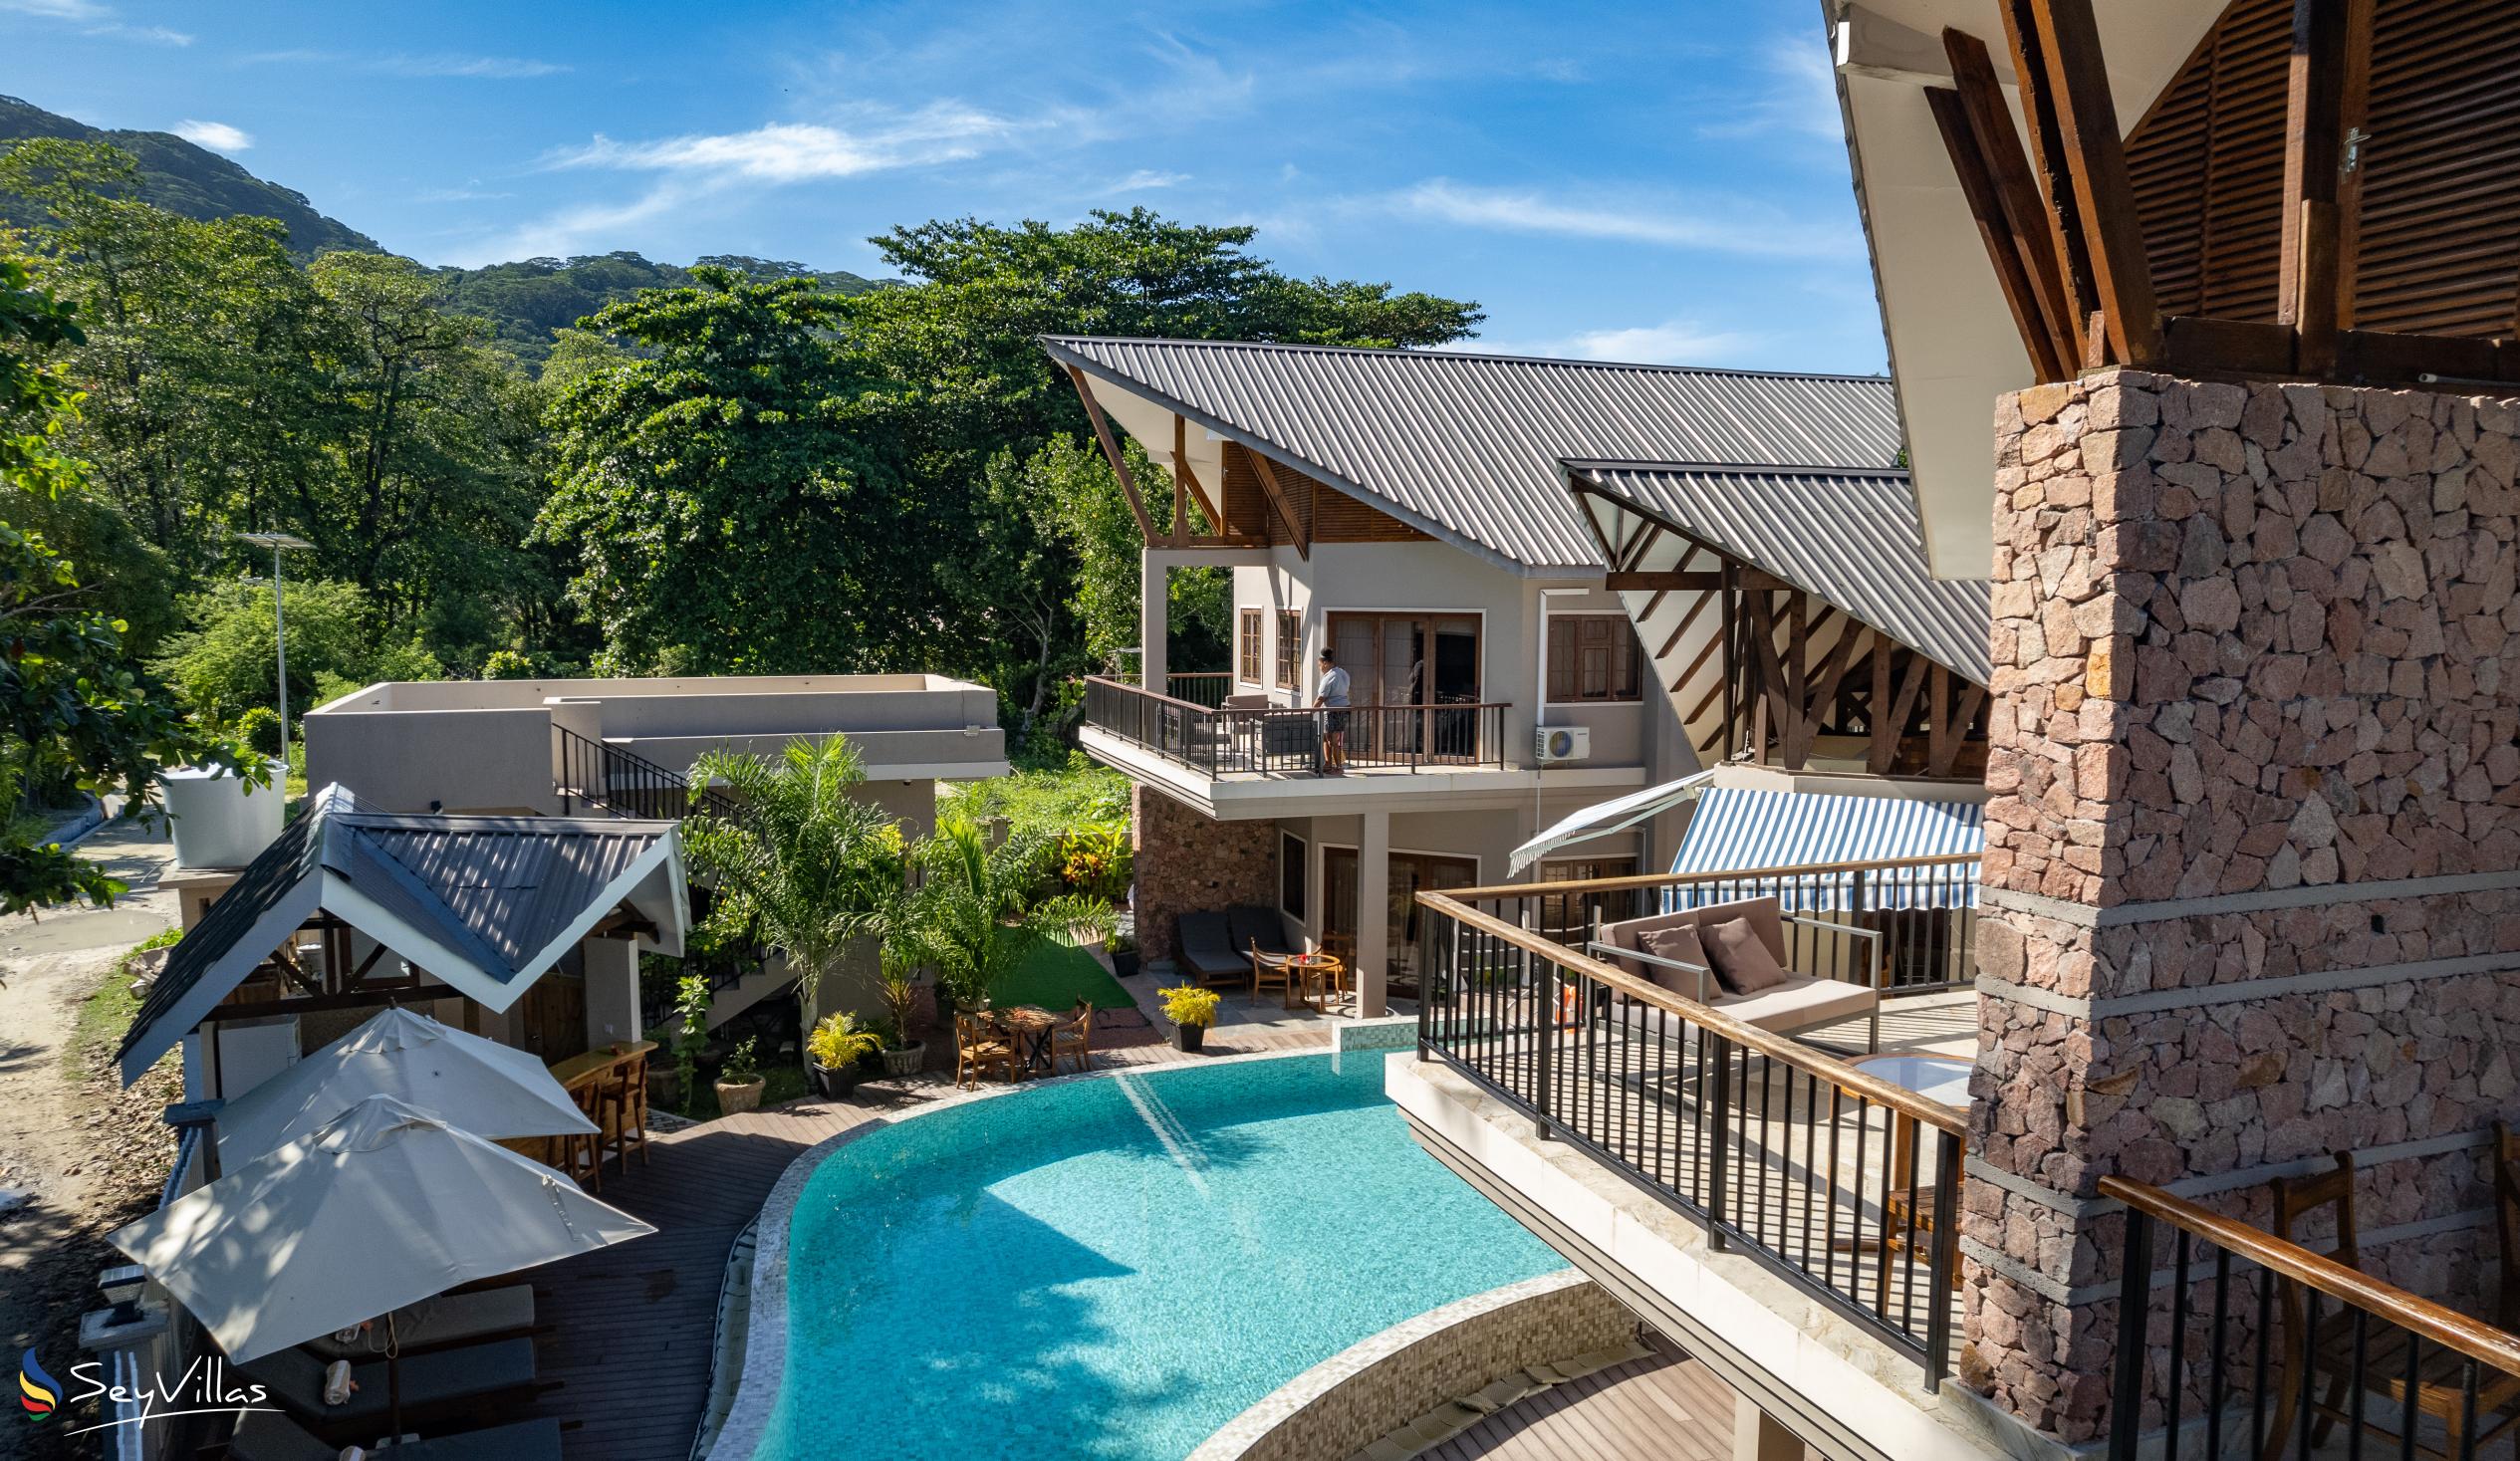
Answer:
[990, 939, 1138, 1012]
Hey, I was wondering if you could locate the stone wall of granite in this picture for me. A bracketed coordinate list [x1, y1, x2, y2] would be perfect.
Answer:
[1133, 787, 1280, 964]
[1187, 1274, 1636, 1461]
[1965, 369, 2520, 1443]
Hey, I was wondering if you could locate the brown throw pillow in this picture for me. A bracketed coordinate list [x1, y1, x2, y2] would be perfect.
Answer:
[1636, 924, 1708, 998]
[1701, 914, 1793, 995]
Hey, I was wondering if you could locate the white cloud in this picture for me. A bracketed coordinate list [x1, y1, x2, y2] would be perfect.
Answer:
[377, 54, 569, 80]
[552, 107, 1015, 182]
[1698, 35, 1843, 143]
[444, 180, 697, 267]
[1103, 168, 1188, 194]
[172, 119, 251, 151]
[1471, 320, 1761, 367]
[412, 185, 513, 204]
[1395, 178, 1859, 261]
[0, 0, 188, 43]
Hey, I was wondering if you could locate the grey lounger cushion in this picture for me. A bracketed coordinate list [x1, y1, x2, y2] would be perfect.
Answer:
[1228, 905, 1293, 957]
[230, 1409, 564, 1461]
[1175, 911, 1247, 979]
[304, 1285, 535, 1359]
[245, 1337, 540, 1438]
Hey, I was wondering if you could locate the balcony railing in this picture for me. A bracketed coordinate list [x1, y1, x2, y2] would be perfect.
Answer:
[2104, 1171, 2520, 1460]
[1163, 670, 1234, 708]
[1082, 676, 1508, 776]
[553, 723, 741, 823]
[1413, 862, 1968, 1385]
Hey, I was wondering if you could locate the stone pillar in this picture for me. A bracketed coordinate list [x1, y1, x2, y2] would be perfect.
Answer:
[1140, 548, 1168, 690]
[1964, 369, 2520, 1444]
[1130, 788, 1277, 964]
[582, 934, 641, 1049]
[1356, 811, 1390, 1017]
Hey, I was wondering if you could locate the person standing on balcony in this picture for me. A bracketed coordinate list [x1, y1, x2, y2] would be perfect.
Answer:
[1316, 647, 1351, 775]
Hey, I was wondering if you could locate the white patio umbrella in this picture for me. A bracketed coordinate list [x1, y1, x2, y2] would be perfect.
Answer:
[111, 1095, 653, 1367]
[213, 1007, 596, 1161]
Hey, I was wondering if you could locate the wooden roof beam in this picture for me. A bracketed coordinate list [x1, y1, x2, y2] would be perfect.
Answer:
[1940, 28, 2081, 376]
[1245, 449, 1310, 560]
[1068, 365, 1158, 546]
[2015, 0, 2164, 367]
[2279, 0, 2376, 373]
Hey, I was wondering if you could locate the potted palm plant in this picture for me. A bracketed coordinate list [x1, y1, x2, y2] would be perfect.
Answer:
[1108, 932, 1139, 979]
[682, 735, 906, 1082]
[1159, 985, 1220, 1053]
[877, 949, 927, 1077]
[806, 1012, 884, 1097]
[714, 1037, 765, 1115]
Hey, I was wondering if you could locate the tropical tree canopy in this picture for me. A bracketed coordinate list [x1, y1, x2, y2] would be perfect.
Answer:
[897, 809, 1114, 1013]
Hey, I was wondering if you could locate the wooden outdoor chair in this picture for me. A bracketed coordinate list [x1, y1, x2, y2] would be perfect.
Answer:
[616, 1048, 650, 1169]
[564, 1082, 608, 1194]
[1051, 1001, 1094, 1075]
[954, 1011, 1016, 1090]
[1251, 942, 1296, 1007]
[2261, 1150, 2520, 1461]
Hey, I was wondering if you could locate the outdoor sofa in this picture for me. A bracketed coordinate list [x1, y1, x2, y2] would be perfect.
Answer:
[227, 1411, 565, 1461]
[1590, 894, 1884, 1051]
[242, 1337, 555, 1448]
[1229, 904, 1295, 962]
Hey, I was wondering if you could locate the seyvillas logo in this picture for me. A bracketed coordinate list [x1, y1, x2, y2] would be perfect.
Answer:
[17, 1351, 57, 1421]
[17, 1352, 275, 1436]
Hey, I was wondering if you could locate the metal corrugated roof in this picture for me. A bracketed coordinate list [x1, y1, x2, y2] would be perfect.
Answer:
[1565, 461, 1992, 683]
[1043, 336, 1905, 575]
[120, 786, 683, 1078]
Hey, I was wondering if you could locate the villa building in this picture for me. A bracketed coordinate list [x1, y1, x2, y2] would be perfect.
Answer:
[1387, 4, 2520, 1461]
[1051, 336, 1993, 1018]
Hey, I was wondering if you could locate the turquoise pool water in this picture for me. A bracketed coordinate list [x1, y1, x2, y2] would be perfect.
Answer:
[760, 1051, 1567, 1461]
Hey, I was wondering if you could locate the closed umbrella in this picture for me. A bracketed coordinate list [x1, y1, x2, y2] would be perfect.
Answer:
[213, 1007, 596, 1161]
[111, 1095, 652, 1367]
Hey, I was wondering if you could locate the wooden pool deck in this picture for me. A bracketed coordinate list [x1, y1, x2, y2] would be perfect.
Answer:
[515, 1023, 1337, 1461]
[1431, 1335, 1810, 1461]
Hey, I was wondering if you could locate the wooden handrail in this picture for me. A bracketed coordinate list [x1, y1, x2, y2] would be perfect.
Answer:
[1418, 889, 1968, 1135]
[2099, 1173, 2520, 1379]
[1446, 852, 1981, 903]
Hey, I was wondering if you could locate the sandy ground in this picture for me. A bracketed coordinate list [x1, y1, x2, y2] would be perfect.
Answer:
[0, 816, 181, 1461]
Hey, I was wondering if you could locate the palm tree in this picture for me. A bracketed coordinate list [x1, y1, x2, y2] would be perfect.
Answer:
[899, 810, 1114, 1016]
[680, 735, 904, 1029]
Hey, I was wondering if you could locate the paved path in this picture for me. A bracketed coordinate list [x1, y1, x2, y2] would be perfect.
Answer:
[520, 1023, 1338, 1461]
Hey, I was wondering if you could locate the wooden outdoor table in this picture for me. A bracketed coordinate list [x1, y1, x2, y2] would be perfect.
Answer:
[548, 1039, 656, 1091]
[1843, 1052, 1969, 1290]
[992, 1007, 1059, 1078]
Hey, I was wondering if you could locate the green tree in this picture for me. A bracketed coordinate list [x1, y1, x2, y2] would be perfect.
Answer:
[680, 736, 905, 1031]
[148, 577, 436, 722]
[898, 809, 1113, 1015]
[0, 247, 249, 910]
[534, 267, 918, 674]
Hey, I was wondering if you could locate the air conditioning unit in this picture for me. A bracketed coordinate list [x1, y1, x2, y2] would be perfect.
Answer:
[1535, 725, 1591, 763]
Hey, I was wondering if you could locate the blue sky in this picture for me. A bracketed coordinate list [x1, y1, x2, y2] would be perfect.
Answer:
[0, 0, 1888, 372]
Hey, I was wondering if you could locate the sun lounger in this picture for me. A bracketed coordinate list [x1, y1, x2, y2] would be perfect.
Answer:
[243, 1338, 554, 1447]
[1228, 905, 1294, 959]
[228, 1410, 565, 1461]
[303, 1285, 538, 1360]
[1175, 911, 1249, 987]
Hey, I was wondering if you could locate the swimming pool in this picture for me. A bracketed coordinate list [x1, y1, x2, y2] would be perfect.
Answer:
[756, 1051, 1568, 1461]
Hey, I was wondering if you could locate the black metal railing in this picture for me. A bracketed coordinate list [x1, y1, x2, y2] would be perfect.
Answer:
[1512, 855, 1980, 995]
[1165, 671, 1235, 708]
[553, 723, 741, 823]
[1082, 676, 1508, 776]
[1414, 873, 1965, 1383]
[2103, 1173, 2520, 1460]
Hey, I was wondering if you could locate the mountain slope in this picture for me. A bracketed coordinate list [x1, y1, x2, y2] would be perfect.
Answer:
[433, 253, 882, 365]
[0, 93, 377, 256]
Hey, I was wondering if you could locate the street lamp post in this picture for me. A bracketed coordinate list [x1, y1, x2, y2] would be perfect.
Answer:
[235, 532, 314, 768]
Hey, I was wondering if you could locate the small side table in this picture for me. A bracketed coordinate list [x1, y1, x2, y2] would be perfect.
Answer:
[1845, 1052, 1970, 1290]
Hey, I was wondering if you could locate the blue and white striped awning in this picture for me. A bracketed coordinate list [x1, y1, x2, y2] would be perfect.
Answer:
[1666, 786, 1983, 912]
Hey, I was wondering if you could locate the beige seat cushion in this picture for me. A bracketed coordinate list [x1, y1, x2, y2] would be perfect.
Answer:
[1708, 974, 1877, 1034]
